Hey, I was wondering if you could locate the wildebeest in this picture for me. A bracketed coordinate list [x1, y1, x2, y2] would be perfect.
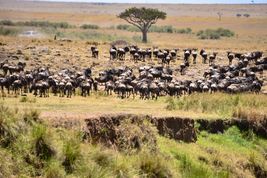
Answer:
[91, 46, 99, 58]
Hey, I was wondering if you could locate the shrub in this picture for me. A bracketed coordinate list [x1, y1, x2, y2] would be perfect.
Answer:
[149, 25, 174, 33]
[216, 28, 235, 37]
[117, 24, 192, 34]
[80, 24, 99, 29]
[11, 20, 73, 28]
[197, 29, 221, 39]
[0, 26, 18, 36]
[0, 20, 15, 26]
[175, 27, 192, 34]
[117, 24, 131, 30]
[197, 28, 234, 40]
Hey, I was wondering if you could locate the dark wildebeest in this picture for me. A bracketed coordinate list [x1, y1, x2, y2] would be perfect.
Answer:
[200, 49, 208, 64]
[91, 46, 99, 58]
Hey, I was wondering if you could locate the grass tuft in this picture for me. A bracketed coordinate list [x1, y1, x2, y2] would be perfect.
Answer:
[137, 151, 173, 178]
[62, 138, 81, 174]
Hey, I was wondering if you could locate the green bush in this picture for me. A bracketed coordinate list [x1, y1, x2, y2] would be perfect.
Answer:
[197, 28, 235, 40]
[0, 20, 15, 26]
[175, 27, 192, 34]
[80, 24, 99, 29]
[0, 26, 18, 36]
[149, 25, 174, 33]
[116, 24, 192, 34]
[117, 24, 132, 30]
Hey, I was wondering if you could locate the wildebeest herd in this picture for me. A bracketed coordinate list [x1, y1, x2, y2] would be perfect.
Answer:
[0, 45, 266, 99]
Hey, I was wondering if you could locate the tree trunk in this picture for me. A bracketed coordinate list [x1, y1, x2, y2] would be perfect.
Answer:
[142, 30, 148, 43]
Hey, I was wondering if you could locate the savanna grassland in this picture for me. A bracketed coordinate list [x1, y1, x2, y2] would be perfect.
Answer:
[0, 0, 267, 177]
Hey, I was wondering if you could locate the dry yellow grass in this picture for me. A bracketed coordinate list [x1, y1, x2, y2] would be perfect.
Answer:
[0, 94, 219, 121]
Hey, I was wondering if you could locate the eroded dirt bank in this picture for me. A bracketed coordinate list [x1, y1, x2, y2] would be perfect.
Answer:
[197, 117, 267, 139]
[47, 113, 267, 145]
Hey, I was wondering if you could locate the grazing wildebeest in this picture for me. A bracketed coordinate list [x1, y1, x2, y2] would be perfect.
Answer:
[91, 46, 99, 58]
[109, 46, 117, 60]
[227, 52, 234, 65]
[200, 49, 208, 64]
[209, 52, 217, 66]
[80, 79, 92, 97]
[184, 50, 191, 66]
[180, 63, 186, 75]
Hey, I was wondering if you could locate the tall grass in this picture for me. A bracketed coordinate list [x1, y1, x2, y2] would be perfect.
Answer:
[62, 138, 81, 173]
[172, 93, 266, 119]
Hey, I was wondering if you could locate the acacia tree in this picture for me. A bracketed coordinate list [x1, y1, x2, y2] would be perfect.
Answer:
[118, 7, 166, 43]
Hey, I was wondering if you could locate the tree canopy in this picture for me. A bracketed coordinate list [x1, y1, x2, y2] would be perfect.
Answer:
[118, 7, 167, 43]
